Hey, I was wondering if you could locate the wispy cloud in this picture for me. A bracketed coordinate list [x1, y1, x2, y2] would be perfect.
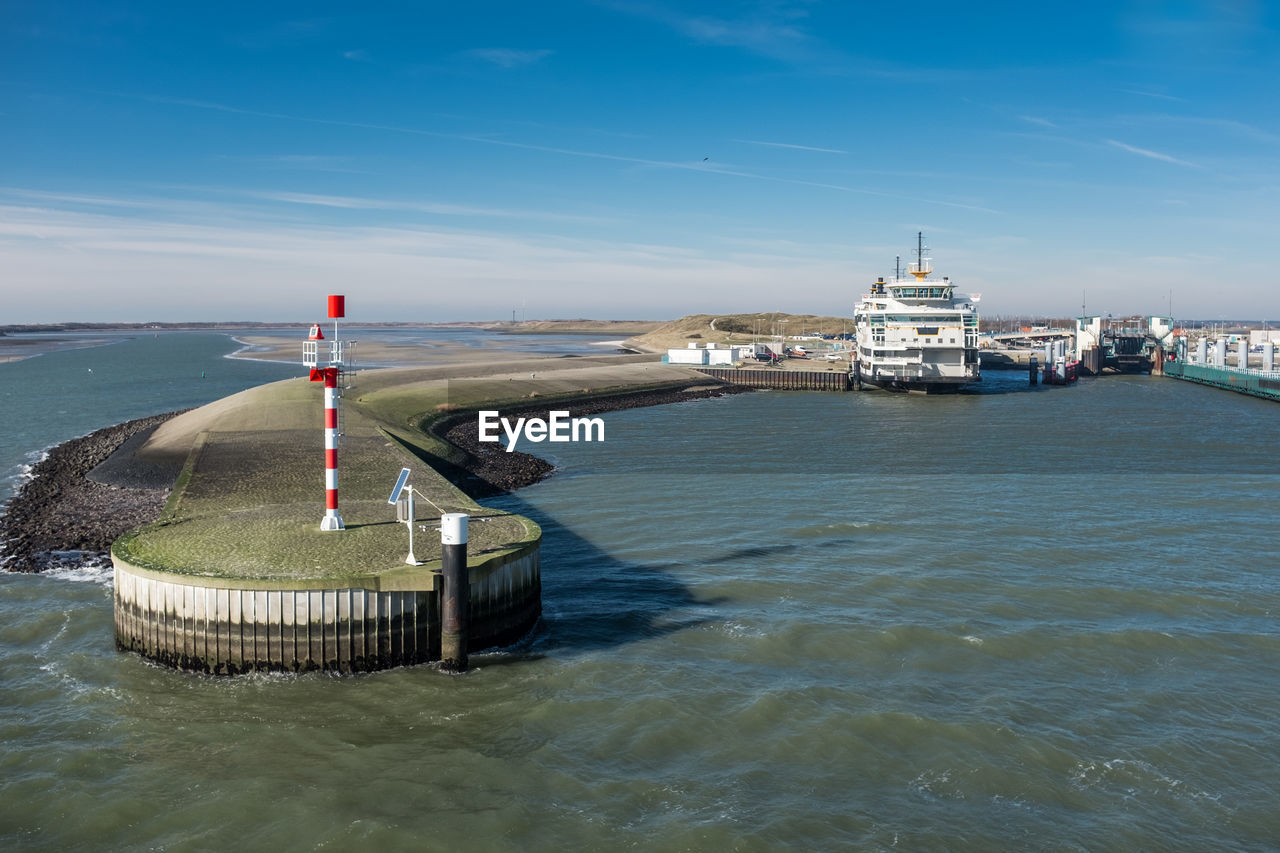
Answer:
[464, 48, 554, 68]
[460, 137, 999, 212]
[1115, 113, 1280, 145]
[735, 139, 847, 154]
[241, 190, 609, 223]
[0, 188, 154, 209]
[1020, 115, 1056, 128]
[1105, 139, 1196, 167]
[230, 18, 333, 51]
[0, 185, 613, 231]
[0, 201, 853, 321]
[1121, 89, 1185, 102]
[218, 154, 368, 174]
[676, 15, 806, 53]
[604, 1, 824, 64]
[342, 49, 371, 62]
[113, 91, 998, 213]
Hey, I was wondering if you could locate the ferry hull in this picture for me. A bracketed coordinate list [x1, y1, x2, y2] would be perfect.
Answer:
[858, 373, 980, 394]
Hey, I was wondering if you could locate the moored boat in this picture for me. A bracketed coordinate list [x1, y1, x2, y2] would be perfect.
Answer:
[1043, 358, 1080, 385]
[853, 233, 982, 393]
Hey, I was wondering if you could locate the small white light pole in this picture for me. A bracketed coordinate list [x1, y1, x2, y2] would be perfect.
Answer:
[387, 467, 421, 565]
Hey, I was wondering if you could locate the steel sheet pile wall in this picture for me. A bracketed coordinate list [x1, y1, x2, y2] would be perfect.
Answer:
[695, 367, 850, 391]
[467, 549, 542, 652]
[113, 542, 541, 674]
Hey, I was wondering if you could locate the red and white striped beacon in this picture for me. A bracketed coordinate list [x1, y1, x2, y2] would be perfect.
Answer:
[308, 294, 347, 531]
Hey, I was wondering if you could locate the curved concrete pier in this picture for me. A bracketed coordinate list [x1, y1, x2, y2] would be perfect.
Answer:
[107, 355, 716, 674]
[113, 542, 539, 674]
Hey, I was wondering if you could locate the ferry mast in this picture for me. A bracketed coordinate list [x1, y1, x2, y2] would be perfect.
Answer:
[909, 231, 931, 280]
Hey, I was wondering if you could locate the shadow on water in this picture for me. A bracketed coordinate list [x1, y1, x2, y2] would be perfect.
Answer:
[699, 543, 796, 564]
[393, 433, 731, 660]
[481, 491, 728, 658]
[964, 370, 1057, 395]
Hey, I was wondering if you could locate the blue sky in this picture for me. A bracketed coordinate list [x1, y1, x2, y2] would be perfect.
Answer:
[3, 1, 1278, 323]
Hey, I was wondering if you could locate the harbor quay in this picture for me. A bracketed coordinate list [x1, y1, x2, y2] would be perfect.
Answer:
[644, 310, 1280, 403]
[109, 354, 722, 674]
[1162, 359, 1280, 403]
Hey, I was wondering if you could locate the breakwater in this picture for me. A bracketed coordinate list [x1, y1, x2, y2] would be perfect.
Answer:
[98, 360, 737, 674]
[6, 355, 744, 674]
[1163, 360, 1280, 402]
[0, 412, 183, 572]
[694, 366, 851, 391]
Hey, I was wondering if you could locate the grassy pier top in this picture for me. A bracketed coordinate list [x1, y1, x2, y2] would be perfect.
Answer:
[113, 354, 704, 588]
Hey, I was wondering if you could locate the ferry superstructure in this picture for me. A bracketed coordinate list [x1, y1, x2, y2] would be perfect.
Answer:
[853, 233, 981, 393]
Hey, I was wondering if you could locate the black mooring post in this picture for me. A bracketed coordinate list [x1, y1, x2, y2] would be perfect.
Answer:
[440, 513, 469, 672]
[1029, 355, 1039, 385]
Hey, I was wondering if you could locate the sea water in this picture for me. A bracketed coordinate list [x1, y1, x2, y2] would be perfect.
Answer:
[1, 337, 1278, 851]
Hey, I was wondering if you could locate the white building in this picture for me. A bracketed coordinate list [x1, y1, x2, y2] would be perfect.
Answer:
[666, 342, 751, 365]
[1249, 330, 1280, 349]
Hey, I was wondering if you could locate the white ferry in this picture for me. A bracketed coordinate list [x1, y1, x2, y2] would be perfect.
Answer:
[853, 233, 981, 393]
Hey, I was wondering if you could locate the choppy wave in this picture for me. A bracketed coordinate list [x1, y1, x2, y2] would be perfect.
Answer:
[42, 554, 114, 587]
